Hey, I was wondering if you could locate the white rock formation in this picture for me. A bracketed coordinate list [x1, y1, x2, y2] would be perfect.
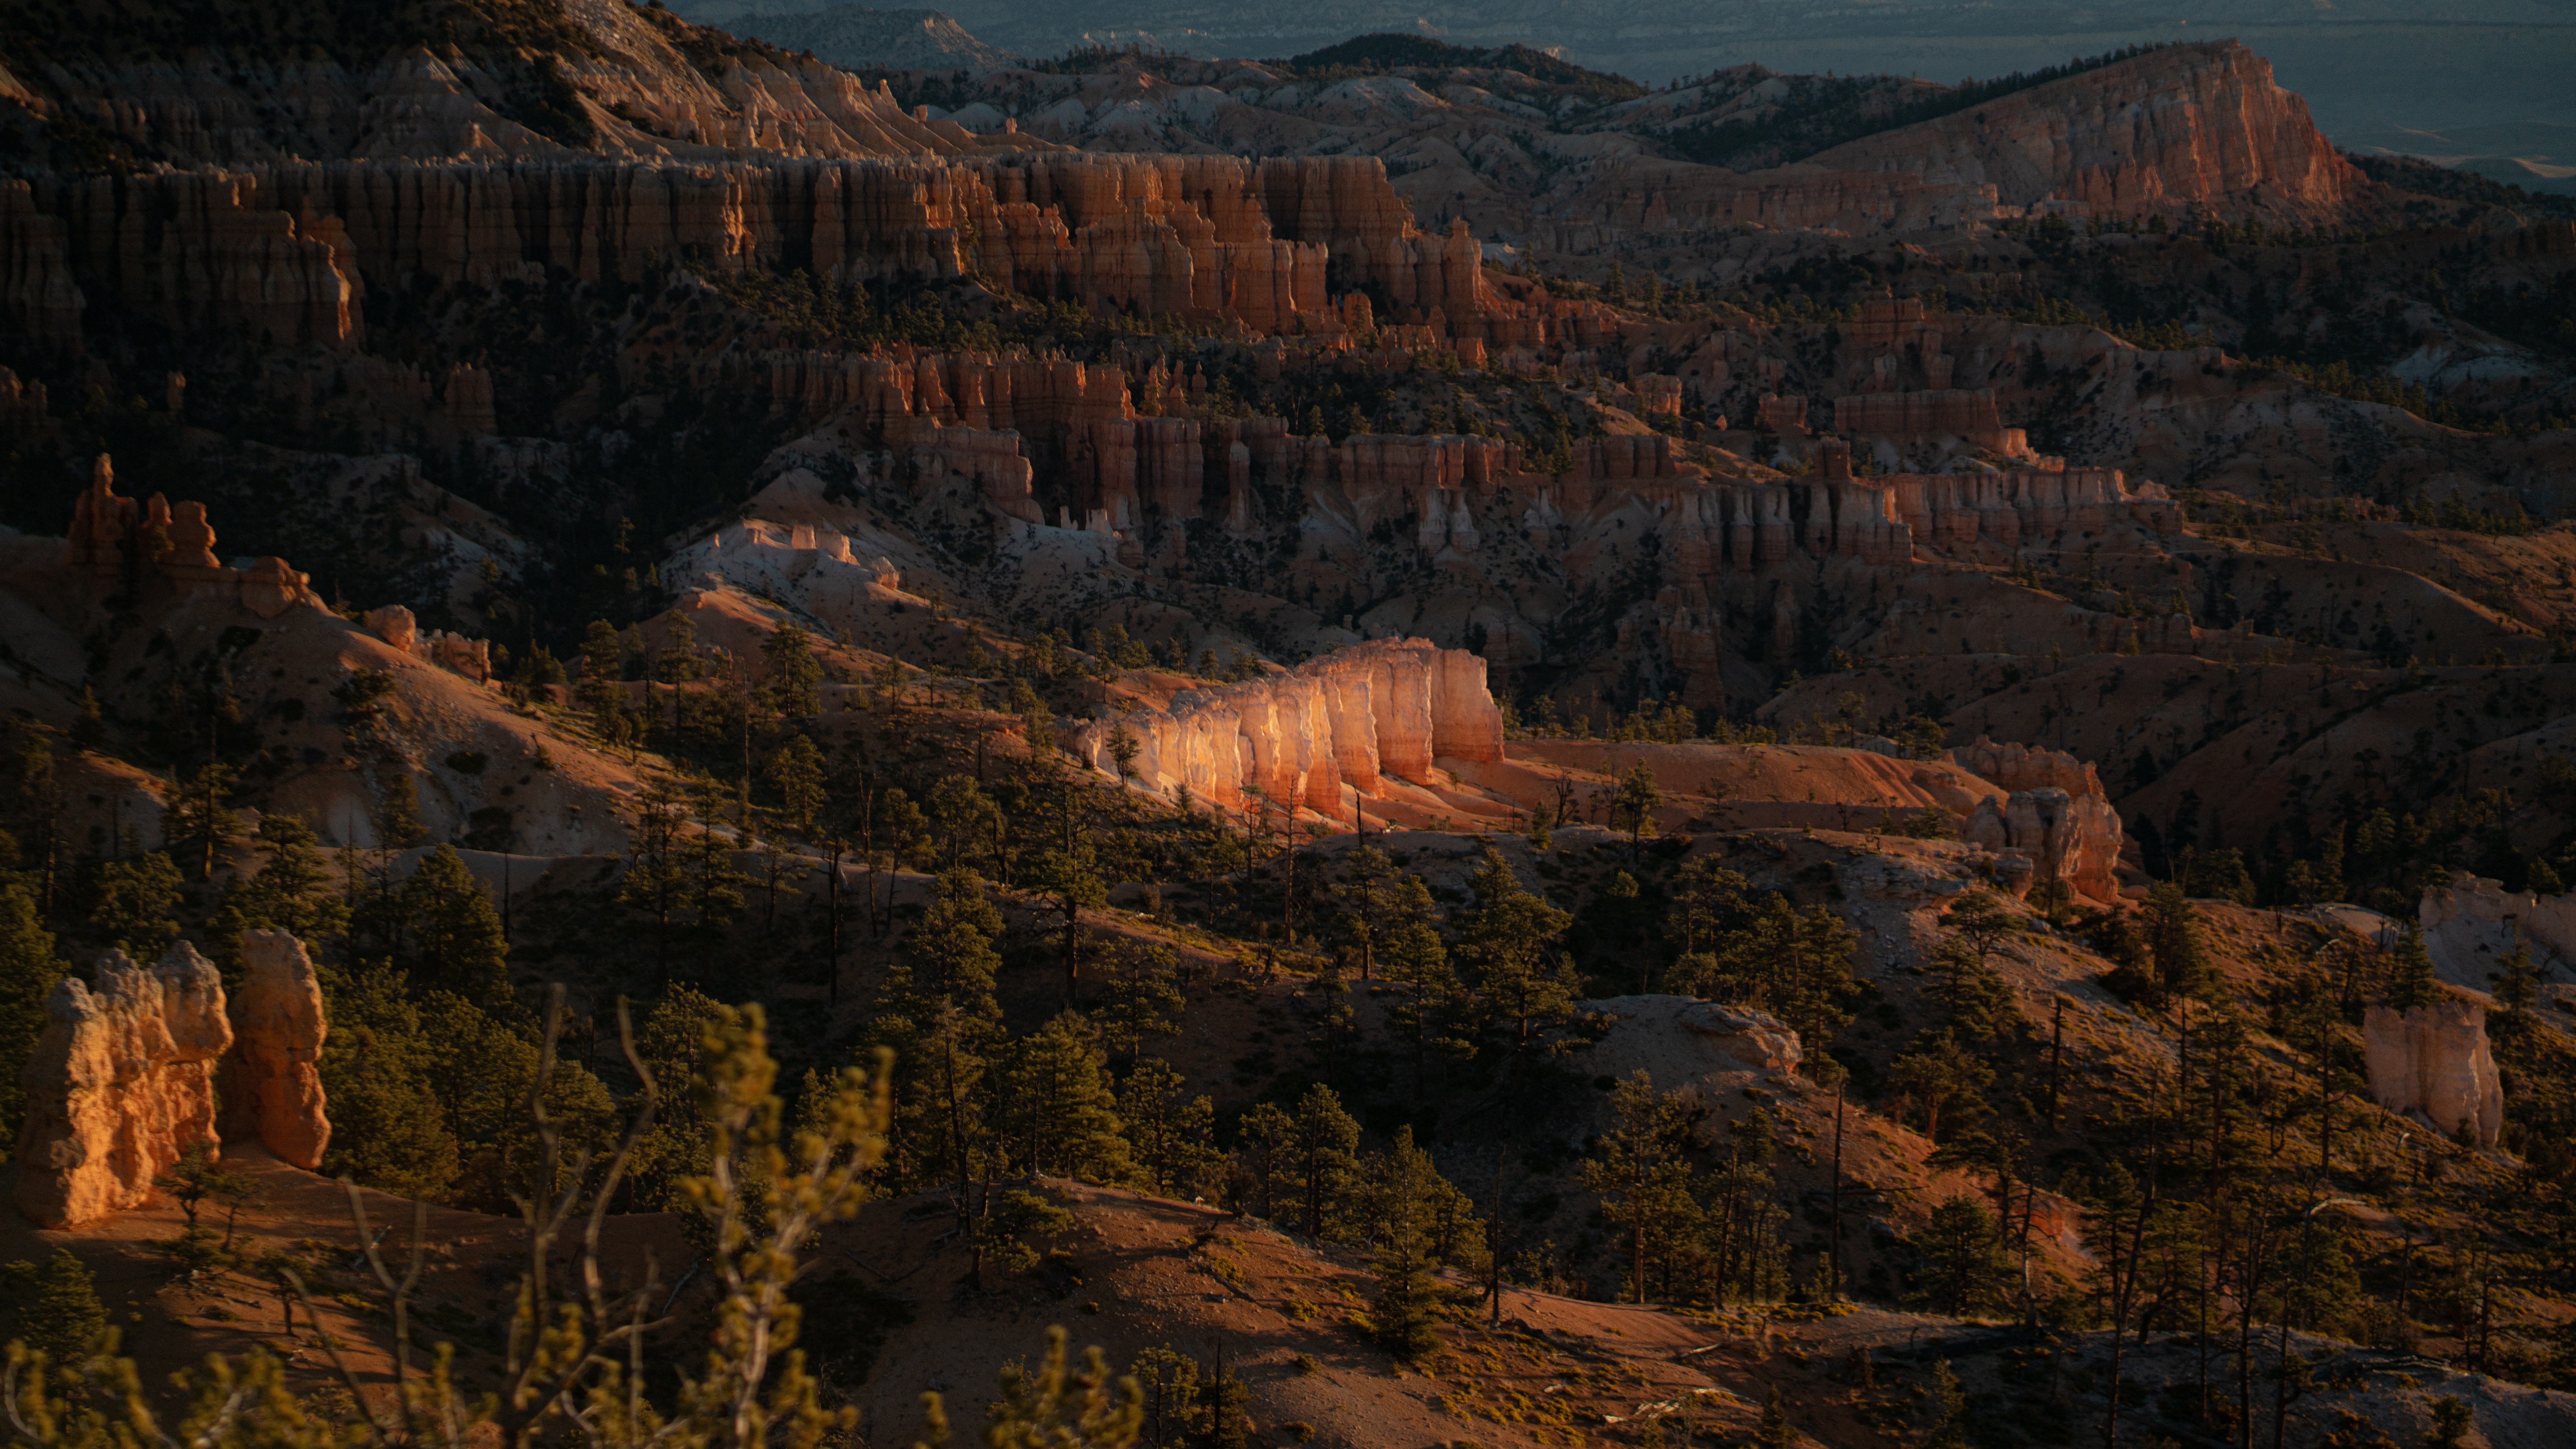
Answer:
[2421, 871, 2576, 990]
[1065, 638, 1503, 821]
[2363, 1001, 2503, 1146]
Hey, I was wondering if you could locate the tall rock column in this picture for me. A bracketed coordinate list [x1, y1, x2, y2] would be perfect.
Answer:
[2363, 1002, 2503, 1146]
[14, 944, 234, 1229]
[216, 931, 331, 1171]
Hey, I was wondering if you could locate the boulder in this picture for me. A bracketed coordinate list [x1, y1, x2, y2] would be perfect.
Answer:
[14, 944, 234, 1229]
[215, 930, 331, 1171]
[2363, 1002, 2503, 1146]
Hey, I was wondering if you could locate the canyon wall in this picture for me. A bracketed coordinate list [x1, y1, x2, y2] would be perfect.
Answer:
[1065, 638, 1503, 819]
[2363, 1002, 2504, 1146]
[1802, 42, 2362, 219]
[0, 153, 1496, 354]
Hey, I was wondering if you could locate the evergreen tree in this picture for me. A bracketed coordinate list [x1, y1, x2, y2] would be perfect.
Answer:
[316, 964, 462, 1199]
[1666, 855, 1751, 956]
[1456, 845, 1579, 1051]
[1886, 1030, 1994, 1142]
[581, 619, 625, 679]
[1025, 847, 1108, 1002]
[765, 735, 827, 829]
[2, 1250, 107, 1362]
[2492, 942, 2541, 1040]
[2385, 924, 2443, 1011]
[1910, 1195, 2013, 1316]
[401, 845, 511, 1006]
[1755, 1384, 1793, 1449]
[1130, 1346, 1200, 1449]
[626, 985, 730, 1210]
[2143, 881, 2212, 997]
[995, 1013, 1130, 1182]
[85, 851, 183, 960]
[762, 622, 825, 715]
[896, 869, 1005, 1017]
[226, 813, 348, 947]
[1581, 1071, 1697, 1304]
[162, 761, 241, 880]
[1667, 892, 1858, 1048]
[1609, 762, 1661, 854]
[1364, 1127, 1450, 1361]
[1118, 1058, 1222, 1199]
[0, 884, 63, 1137]
[1281, 1084, 1361, 1238]
[1920, 1359, 1969, 1449]
[1093, 940, 1186, 1066]
[618, 781, 691, 980]
[374, 771, 426, 849]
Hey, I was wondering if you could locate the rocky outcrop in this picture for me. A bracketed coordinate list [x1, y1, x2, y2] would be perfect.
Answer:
[1580, 995, 1805, 1097]
[364, 604, 494, 684]
[2420, 871, 2576, 990]
[1802, 42, 2361, 218]
[62, 455, 329, 616]
[2363, 1002, 2503, 1146]
[14, 945, 234, 1230]
[215, 931, 331, 1172]
[1947, 738, 2126, 905]
[1066, 638, 1503, 819]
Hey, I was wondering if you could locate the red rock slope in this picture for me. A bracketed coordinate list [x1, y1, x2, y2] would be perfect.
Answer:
[1800, 41, 2363, 219]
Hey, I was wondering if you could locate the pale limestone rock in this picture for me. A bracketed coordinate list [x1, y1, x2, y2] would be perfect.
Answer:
[2421, 871, 2576, 990]
[14, 944, 234, 1229]
[2363, 1001, 2502, 1146]
[1066, 638, 1501, 820]
[215, 931, 331, 1170]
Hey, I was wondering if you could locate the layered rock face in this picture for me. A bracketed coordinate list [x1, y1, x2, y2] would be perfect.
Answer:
[1946, 738, 2126, 905]
[215, 931, 332, 1172]
[2363, 1002, 2503, 1146]
[15, 945, 234, 1230]
[0, 152, 1514, 358]
[1066, 639, 1503, 819]
[1802, 42, 2362, 218]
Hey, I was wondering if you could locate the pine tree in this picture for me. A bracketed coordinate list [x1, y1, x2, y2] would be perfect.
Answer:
[1910, 1195, 2013, 1316]
[2143, 881, 2212, 997]
[4, 1250, 107, 1362]
[0, 884, 63, 1137]
[2385, 925, 2443, 1011]
[897, 869, 1005, 1017]
[374, 771, 426, 848]
[316, 964, 463, 1199]
[1118, 1058, 1222, 1199]
[402, 844, 511, 1005]
[1581, 1071, 1697, 1303]
[1457, 844, 1578, 1050]
[581, 618, 625, 680]
[1920, 1359, 1969, 1449]
[2492, 942, 2540, 1040]
[162, 760, 241, 880]
[765, 735, 827, 828]
[995, 1013, 1130, 1182]
[1365, 1128, 1448, 1361]
[85, 851, 183, 960]
[1609, 761, 1661, 854]
[761, 622, 824, 715]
